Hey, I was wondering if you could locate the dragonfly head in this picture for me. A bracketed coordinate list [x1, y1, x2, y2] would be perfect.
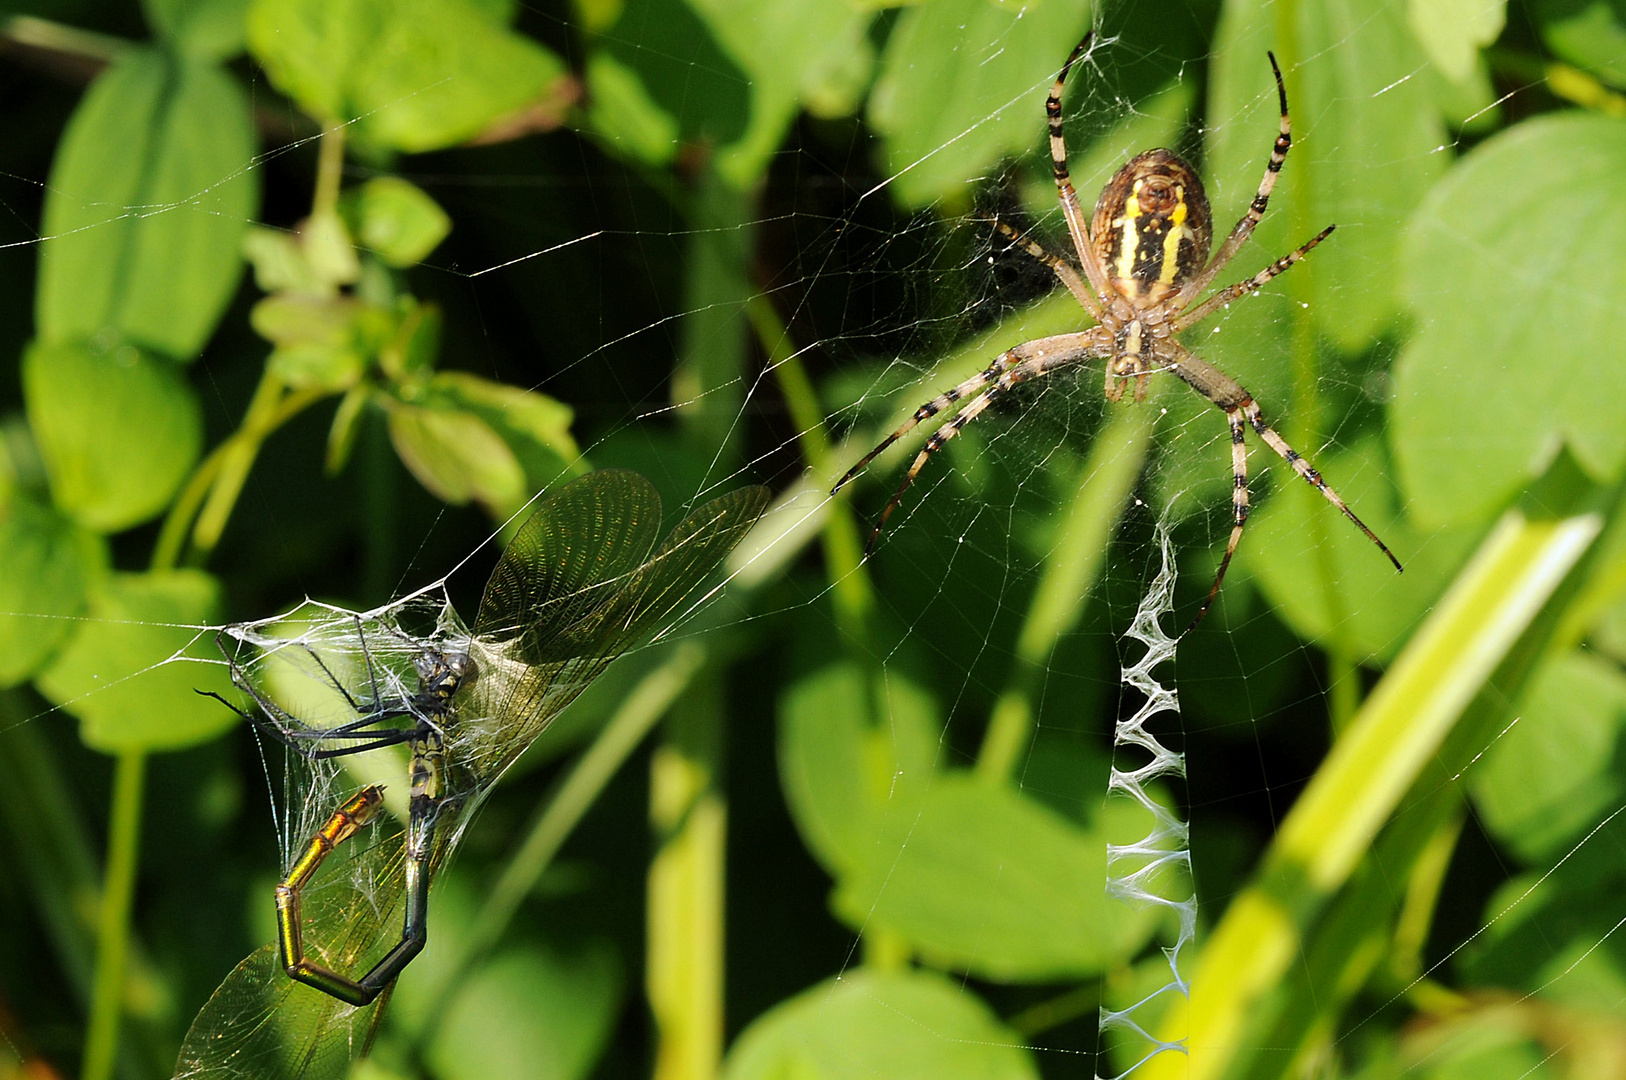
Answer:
[415, 649, 478, 702]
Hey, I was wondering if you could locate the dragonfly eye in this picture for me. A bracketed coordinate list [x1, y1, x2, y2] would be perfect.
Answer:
[445, 652, 477, 685]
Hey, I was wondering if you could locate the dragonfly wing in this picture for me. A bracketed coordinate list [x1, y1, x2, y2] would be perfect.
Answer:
[454, 480, 768, 782]
[173, 945, 383, 1080]
[475, 469, 663, 663]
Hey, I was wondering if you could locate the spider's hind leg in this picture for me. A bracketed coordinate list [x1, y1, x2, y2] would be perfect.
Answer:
[1243, 402, 1403, 573]
[1187, 409, 1252, 633]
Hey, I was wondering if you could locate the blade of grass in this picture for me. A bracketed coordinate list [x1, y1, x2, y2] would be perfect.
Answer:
[1138, 506, 1603, 1080]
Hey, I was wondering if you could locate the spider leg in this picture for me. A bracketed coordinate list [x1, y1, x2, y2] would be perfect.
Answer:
[1047, 33, 1117, 303]
[1243, 400, 1402, 573]
[864, 342, 1103, 553]
[1173, 224, 1334, 332]
[1177, 52, 1295, 305]
[1187, 410, 1251, 632]
[832, 333, 1102, 496]
[985, 218, 1102, 318]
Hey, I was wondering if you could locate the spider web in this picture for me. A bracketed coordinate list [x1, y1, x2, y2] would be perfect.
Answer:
[0, 4, 1621, 1080]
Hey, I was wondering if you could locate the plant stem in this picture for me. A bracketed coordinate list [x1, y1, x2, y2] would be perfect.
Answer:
[744, 294, 875, 638]
[80, 751, 145, 1080]
[313, 123, 346, 219]
[976, 407, 1152, 782]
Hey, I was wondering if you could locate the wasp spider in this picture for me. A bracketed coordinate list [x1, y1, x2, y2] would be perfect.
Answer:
[833, 35, 1402, 629]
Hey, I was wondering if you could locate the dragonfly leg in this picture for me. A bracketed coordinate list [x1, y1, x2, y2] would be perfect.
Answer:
[277, 735, 446, 1005]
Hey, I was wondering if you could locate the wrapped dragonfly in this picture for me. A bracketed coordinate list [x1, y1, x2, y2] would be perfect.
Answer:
[174, 469, 768, 1079]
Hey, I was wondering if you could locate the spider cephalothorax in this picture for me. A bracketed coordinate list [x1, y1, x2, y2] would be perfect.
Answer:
[833, 35, 1402, 630]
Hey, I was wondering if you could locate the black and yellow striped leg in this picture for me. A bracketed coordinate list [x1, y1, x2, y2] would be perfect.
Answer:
[832, 333, 1104, 498]
[986, 218, 1103, 319]
[1244, 401, 1404, 572]
[1183, 226, 1333, 331]
[1046, 33, 1116, 301]
[1188, 410, 1252, 632]
[1173, 225, 1335, 332]
[1178, 52, 1296, 305]
[864, 348, 1094, 553]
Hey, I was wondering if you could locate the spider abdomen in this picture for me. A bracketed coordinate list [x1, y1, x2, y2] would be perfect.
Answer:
[1090, 149, 1213, 305]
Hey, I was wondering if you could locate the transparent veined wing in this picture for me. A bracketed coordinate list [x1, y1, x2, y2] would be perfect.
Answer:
[174, 470, 768, 1079]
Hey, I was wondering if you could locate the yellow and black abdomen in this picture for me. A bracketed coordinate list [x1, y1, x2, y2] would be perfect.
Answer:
[1090, 149, 1213, 305]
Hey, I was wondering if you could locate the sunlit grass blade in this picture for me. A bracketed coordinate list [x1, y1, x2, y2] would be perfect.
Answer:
[1138, 506, 1604, 1080]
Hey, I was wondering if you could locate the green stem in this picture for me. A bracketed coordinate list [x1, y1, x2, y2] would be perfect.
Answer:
[313, 123, 346, 219]
[744, 295, 875, 638]
[80, 751, 145, 1080]
[976, 407, 1152, 782]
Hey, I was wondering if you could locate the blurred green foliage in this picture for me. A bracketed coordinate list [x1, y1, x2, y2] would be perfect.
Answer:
[0, 0, 1624, 1078]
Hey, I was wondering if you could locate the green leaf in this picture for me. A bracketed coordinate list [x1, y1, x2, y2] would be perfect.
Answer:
[426, 372, 581, 489]
[0, 497, 108, 688]
[144, 0, 253, 59]
[583, 51, 680, 166]
[1241, 435, 1482, 659]
[1470, 651, 1626, 863]
[23, 339, 203, 532]
[427, 943, 621, 1080]
[35, 569, 235, 752]
[777, 662, 940, 880]
[1208, 0, 1447, 349]
[1393, 115, 1626, 526]
[723, 969, 1037, 1080]
[241, 226, 326, 294]
[1538, 0, 1626, 88]
[37, 50, 257, 360]
[246, 0, 572, 152]
[1461, 816, 1626, 1010]
[837, 773, 1161, 981]
[344, 177, 451, 268]
[1407, 0, 1506, 83]
[680, 0, 874, 185]
[868, 0, 1091, 208]
[386, 402, 526, 516]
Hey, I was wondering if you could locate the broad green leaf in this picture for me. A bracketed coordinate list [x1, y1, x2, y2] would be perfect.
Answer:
[242, 226, 326, 294]
[1538, 0, 1626, 87]
[23, 339, 203, 532]
[0, 497, 108, 688]
[1461, 817, 1626, 1011]
[777, 662, 940, 879]
[836, 773, 1160, 981]
[592, 0, 747, 153]
[427, 943, 620, 1080]
[1208, 0, 1446, 349]
[38, 50, 256, 360]
[144, 0, 252, 59]
[722, 969, 1037, 1080]
[1407, 0, 1505, 83]
[1393, 115, 1626, 526]
[583, 51, 680, 166]
[35, 569, 234, 752]
[680, 0, 874, 185]
[868, 0, 1092, 208]
[1470, 651, 1626, 863]
[344, 177, 451, 268]
[387, 403, 526, 516]
[426, 372, 580, 489]
[247, 0, 571, 152]
[1241, 436, 1482, 659]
